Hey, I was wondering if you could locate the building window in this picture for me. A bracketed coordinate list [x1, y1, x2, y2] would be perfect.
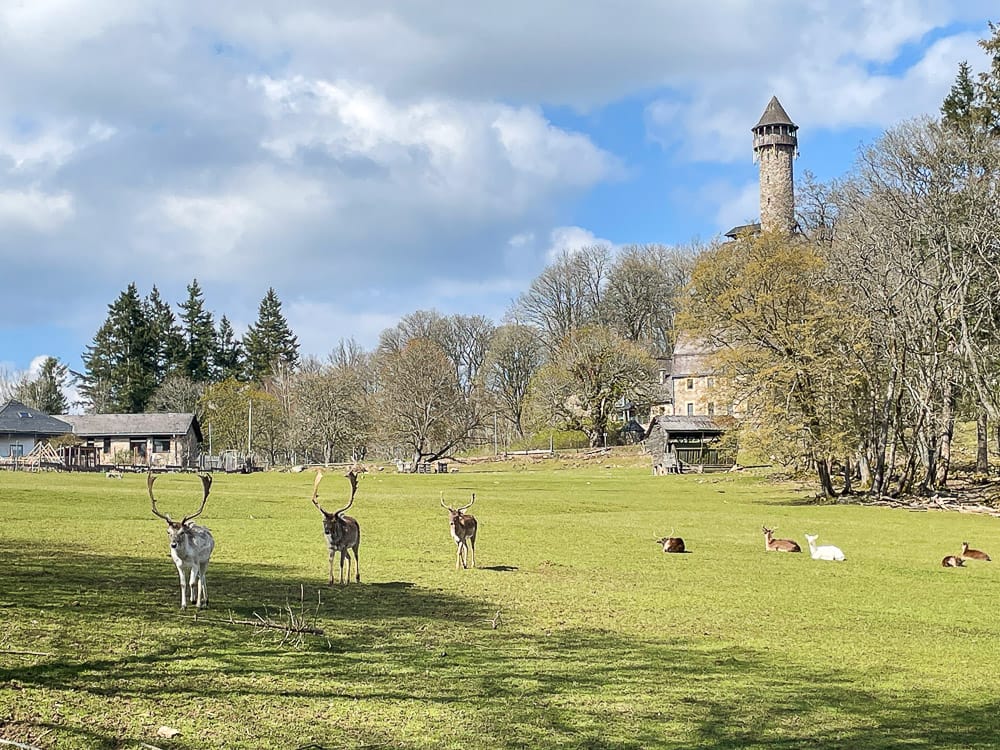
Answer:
[686, 378, 694, 390]
[659, 369, 668, 384]
[707, 377, 714, 388]
[686, 403, 694, 416]
[727, 404, 734, 416]
[152, 437, 171, 453]
[103, 438, 111, 453]
[8, 444, 23, 458]
[130, 438, 147, 458]
[707, 403, 715, 416]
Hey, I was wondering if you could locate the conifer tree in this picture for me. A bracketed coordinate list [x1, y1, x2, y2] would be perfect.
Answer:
[242, 288, 299, 382]
[941, 60, 980, 131]
[79, 283, 158, 413]
[178, 279, 216, 382]
[146, 286, 185, 380]
[214, 315, 245, 382]
[14, 356, 70, 414]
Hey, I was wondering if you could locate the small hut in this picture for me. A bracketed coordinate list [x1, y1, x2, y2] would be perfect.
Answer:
[644, 415, 736, 474]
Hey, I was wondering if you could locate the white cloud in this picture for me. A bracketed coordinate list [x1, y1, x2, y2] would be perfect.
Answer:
[0, 189, 75, 231]
[544, 226, 613, 261]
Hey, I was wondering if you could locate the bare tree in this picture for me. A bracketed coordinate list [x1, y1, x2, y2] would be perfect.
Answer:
[484, 324, 544, 439]
[511, 245, 611, 350]
[373, 338, 479, 465]
[603, 243, 693, 355]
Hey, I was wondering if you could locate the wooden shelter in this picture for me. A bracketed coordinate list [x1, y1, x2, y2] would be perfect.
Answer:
[644, 415, 736, 473]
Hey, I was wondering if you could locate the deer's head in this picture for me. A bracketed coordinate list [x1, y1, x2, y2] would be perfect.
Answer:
[148, 471, 212, 548]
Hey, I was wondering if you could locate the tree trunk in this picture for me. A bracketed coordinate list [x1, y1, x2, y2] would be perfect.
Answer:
[816, 457, 836, 499]
[976, 411, 989, 474]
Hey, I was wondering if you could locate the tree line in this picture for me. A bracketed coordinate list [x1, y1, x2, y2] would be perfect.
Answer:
[5, 244, 692, 465]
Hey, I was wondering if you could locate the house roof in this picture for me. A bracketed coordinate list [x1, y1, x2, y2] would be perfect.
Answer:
[648, 414, 729, 434]
[0, 400, 73, 436]
[724, 222, 761, 239]
[57, 413, 203, 441]
[670, 334, 717, 378]
[753, 96, 797, 130]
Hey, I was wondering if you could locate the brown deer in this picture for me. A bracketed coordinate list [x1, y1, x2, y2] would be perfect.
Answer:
[762, 526, 801, 553]
[942, 555, 965, 568]
[654, 529, 686, 553]
[441, 492, 478, 569]
[311, 467, 364, 584]
[148, 470, 215, 609]
[960, 542, 991, 562]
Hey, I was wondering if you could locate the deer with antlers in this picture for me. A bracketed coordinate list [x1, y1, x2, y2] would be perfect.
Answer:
[441, 492, 478, 569]
[311, 467, 364, 584]
[148, 470, 215, 609]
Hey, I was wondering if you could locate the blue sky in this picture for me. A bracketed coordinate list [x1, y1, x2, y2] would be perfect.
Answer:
[0, 2, 996, 391]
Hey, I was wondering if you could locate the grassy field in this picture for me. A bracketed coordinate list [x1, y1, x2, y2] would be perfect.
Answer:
[1, 459, 999, 749]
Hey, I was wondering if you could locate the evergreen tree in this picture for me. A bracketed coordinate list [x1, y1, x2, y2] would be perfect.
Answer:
[978, 21, 1000, 134]
[146, 286, 185, 380]
[178, 279, 216, 382]
[214, 315, 245, 381]
[941, 60, 980, 131]
[78, 283, 158, 413]
[14, 356, 70, 414]
[242, 288, 299, 382]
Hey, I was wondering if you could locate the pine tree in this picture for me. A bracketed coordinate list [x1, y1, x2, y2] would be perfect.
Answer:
[146, 286, 185, 380]
[242, 288, 299, 382]
[78, 283, 158, 413]
[214, 315, 245, 382]
[178, 279, 217, 382]
[978, 21, 1000, 134]
[941, 61, 980, 132]
[14, 356, 70, 414]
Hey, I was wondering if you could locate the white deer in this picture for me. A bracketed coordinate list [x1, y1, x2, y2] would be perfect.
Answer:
[804, 533, 845, 562]
[148, 471, 215, 608]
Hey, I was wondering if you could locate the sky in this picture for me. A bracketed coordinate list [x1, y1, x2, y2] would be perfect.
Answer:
[1, 1, 996, 388]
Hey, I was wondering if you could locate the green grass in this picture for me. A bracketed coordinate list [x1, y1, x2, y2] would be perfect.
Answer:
[1, 463, 999, 749]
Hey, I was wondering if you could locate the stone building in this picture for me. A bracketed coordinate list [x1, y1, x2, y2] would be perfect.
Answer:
[753, 95, 798, 234]
[645, 96, 797, 470]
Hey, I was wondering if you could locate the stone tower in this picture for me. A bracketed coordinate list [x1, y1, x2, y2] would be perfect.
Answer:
[752, 96, 798, 234]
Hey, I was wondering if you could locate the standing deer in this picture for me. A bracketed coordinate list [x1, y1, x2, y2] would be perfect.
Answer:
[762, 526, 801, 553]
[311, 467, 363, 584]
[148, 470, 215, 609]
[441, 492, 478, 569]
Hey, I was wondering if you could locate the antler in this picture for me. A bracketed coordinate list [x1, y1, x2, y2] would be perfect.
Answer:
[440, 491, 450, 511]
[311, 470, 328, 515]
[182, 474, 212, 524]
[148, 470, 171, 522]
[457, 493, 475, 512]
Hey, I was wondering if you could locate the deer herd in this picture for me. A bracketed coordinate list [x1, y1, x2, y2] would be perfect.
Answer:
[146, 467, 993, 609]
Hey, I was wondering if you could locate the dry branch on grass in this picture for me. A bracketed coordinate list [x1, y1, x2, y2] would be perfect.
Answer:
[195, 585, 327, 647]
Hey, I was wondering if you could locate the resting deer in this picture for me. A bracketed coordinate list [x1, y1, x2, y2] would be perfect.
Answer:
[942, 555, 965, 568]
[804, 533, 845, 562]
[654, 529, 686, 553]
[960, 542, 991, 562]
[148, 470, 215, 609]
[762, 526, 801, 553]
[311, 467, 364, 584]
[441, 492, 477, 569]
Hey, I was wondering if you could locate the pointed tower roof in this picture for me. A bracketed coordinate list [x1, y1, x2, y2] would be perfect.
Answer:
[753, 96, 796, 130]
